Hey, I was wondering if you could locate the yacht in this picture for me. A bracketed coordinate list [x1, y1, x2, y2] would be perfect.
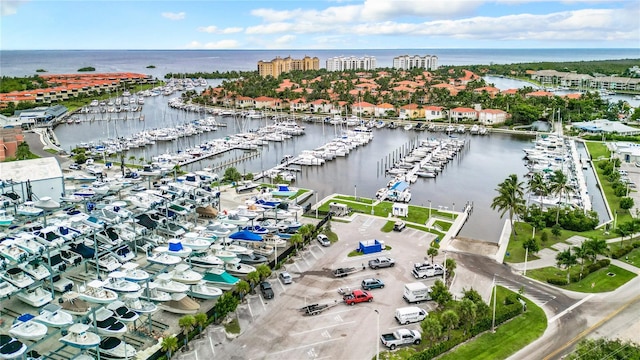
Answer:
[33, 304, 74, 328]
[9, 314, 48, 341]
[59, 323, 101, 349]
[15, 285, 53, 308]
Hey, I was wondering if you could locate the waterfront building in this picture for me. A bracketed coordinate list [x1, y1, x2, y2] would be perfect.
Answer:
[531, 70, 640, 92]
[290, 99, 308, 112]
[478, 109, 508, 125]
[325, 56, 377, 71]
[424, 106, 445, 121]
[449, 107, 478, 122]
[0, 158, 64, 201]
[257, 56, 320, 78]
[309, 99, 333, 113]
[573, 119, 640, 137]
[392, 55, 438, 70]
[352, 101, 375, 116]
[374, 103, 395, 117]
[399, 104, 424, 119]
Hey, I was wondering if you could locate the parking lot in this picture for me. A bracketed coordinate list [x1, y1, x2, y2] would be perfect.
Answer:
[177, 215, 442, 360]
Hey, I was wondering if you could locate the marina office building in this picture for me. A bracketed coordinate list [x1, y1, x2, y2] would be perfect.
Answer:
[392, 55, 439, 71]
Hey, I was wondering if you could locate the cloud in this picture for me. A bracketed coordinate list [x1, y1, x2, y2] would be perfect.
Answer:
[197, 25, 243, 34]
[185, 40, 240, 49]
[162, 12, 185, 21]
[246, 22, 295, 35]
[275, 35, 296, 45]
[1, 0, 29, 16]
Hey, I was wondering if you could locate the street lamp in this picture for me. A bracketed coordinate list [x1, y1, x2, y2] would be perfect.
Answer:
[428, 200, 432, 220]
[491, 274, 497, 333]
[374, 309, 379, 360]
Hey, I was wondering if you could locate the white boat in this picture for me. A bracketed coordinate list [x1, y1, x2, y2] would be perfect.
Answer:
[188, 281, 223, 300]
[123, 293, 158, 314]
[0, 335, 27, 359]
[169, 264, 203, 285]
[106, 301, 140, 323]
[16, 202, 43, 217]
[262, 234, 288, 248]
[92, 337, 136, 359]
[259, 219, 288, 233]
[146, 252, 182, 266]
[140, 282, 171, 302]
[59, 292, 91, 315]
[276, 218, 302, 232]
[187, 252, 224, 268]
[103, 271, 141, 293]
[219, 258, 255, 278]
[18, 260, 50, 281]
[209, 245, 238, 262]
[156, 239, 193, 258]
[77, 280, 119, 304]
[94, 307, 127, 338]
[223, 243, 252, 255]
[9, 314, 48, 341]
[157, 292, 200, 314]
[1, 267, 34, 289]
[261, 209, 294, 220]
[205, 223, 233, 237]
[201, 267, 240, 290]
[92, 254, 122, 272]
[59, 323, 101, 349]
[119, 262, 149, 282]
[217, 213, 249, 225]
[0, 279, 17, 298]
[180, 234, 212, 251]
[33, 304, 74, 328]
[12, 234, 45, 255]
[154, 273, 189, 293]
[0, 210, 14, 227]
[0, 240, 29, 263]
[15, 285, 53, 308]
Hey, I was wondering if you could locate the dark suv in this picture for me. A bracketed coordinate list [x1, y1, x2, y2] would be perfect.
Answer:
[259, 281, 274, 299]
[361, 278, 385, 290]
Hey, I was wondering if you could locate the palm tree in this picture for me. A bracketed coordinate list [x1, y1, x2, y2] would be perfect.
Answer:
[421, 317, 442, 347]
[549, 170, 572, 224]
[289, 233, 303, 251]
[440, 310, 459, 340]
[246, 271, 261, 293]
[194, 313, 208, 338]
[427, 247, 438, 264]
[161, 335, 179, 359]
[491, 174, 526, 235]
[573, 243, 589, 280]
[458, 298, 477, 335]
[235, 280, 250, 302]
[527, 172, 547, 207]
[178, 315, 196, 350]
[556, 248, 577, 284]
[585, 237, 608, 261]
[256, 264, 271, 281]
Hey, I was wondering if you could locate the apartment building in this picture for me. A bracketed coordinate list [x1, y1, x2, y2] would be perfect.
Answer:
[257, 56, 320, 78]
[393, 55, 438, 70]
[326, 56, 377, 72]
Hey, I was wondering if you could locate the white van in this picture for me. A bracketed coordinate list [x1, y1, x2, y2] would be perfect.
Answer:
[395, 306, 428, 325]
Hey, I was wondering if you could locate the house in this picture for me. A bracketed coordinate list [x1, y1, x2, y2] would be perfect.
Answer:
[290, 98, 309, 112]
[253, 96, 276, 109]
[236, 96, 254, 109]
[473, 86, 500, 97]
[399, 104, 424, 119]
[424, 106, 444, 121]
[525, 90, 555, 98]
[374, 103, 395, 117]
[309, 99, 332, 113]
[477, 109, 508, 125]
[449, 107, 477, 122]
[352, 101, 375, 116]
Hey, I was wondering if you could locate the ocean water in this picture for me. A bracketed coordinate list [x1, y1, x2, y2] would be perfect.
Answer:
[1, 48, 638, 78]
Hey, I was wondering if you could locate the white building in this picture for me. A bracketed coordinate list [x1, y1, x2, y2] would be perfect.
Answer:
[0, 157, 64, 203]
[393, 55, 438, 70]
[326, 56, 377, 71]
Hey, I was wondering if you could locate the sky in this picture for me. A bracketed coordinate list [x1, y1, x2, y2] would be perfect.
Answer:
[1, 0, 639, 50]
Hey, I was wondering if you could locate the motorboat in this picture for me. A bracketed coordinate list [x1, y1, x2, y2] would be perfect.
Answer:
[16, 202, 43, 217]
[187, 252, 223, 268]
[0, 280, 17, 298]
[77, 280, 119, 304]
[202, 267, 240, 290]
[33, 303, 74, 328]
[9, 314, 48, 341]
[157, 292, 200, 314]
[220, 258, 256, 278]
[153, 273, 189, 293]
[222, 243, 252, 255]
[91, 337, 136, 359]
[207, 222, 236, 236]
[188, 281, 223, 300]
[217, 212, 249, 226]
[181, 234, 212, 251]
[140, 282, 171, 302]
[0, 210, 15, 227]
[262, 234, 288, 248]
[59, 323, 101, 349]
[169, 264, 203, 285]
[122, 293, 158, 314]
[12, 234, 45, 255]
[120, 262, 149, 282]
[248, 243, 275, 257]
[146, 251, 182, 266]
[34, 226, 65, 247]
[25, 350, 43, 360]
[18, 260, 50, 281]
[103, 271, 141, 293]
[1, 267, 34, 289]
[94, 307, 127, 338]
[113, 245, 134, 263]
[209, 245, 238, 262]
[59, 292, 91, 315]
[240, 225, 270, 235]
[15, 285, 53, 308]
[69, 242, 95, 259]
[106, 301, 139, 323]
[0, 240, 29, 263]
[261, 209, 294, 220]
[237, 252, 268, 265]
[155, 239, 192, 258]
[270, 184, 298, 197]
[60, 249, 82, 267]
[0, 335, 27, 359]
[52, 275, 75, 293]
[277, 218, 302, 232]
[91, 254, 122, 272]
[258, 219, 288, 233]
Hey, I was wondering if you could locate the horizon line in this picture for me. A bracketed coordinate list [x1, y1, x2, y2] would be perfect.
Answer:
[1, 47, 638, 51]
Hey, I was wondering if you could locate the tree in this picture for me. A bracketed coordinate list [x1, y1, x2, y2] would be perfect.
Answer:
[421, 317, 442, 347]
[523, 238, 540, 257]
[567, 338, 640, 360]
[457, 298, 478, 335]
[549, 170, 572, 224]
[556, 248, 577, 283]
[14, 142, 33, 160]
[161, 335, 179, 359]
[491, 174, 526, 236]
[297, 224, 314, 246]
[223, 167, 242, 183]
[584, 237, 607, 261]
[246, 271, 261, 292]
[178, 315, 196, 350]
[430, 280, 452, 308]
[527, 172, 547, 206]
[427, 247, 439, 264]
[235, 280, 251, 302]
[213, 292, 240, 322]
[194, 313, 208, 338]
[243, 172, 254, 181]
[289, 233, 302, 251]
[573, 243, 590, 279]
[256, 264, 272, 281]
[551, 224, 562, 239]
[440, 310, 459, 340]
[620, 197, 634, 210]
[445, 258, 457, 286]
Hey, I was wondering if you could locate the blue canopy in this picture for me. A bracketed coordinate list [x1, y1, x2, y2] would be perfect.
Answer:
[229, 230, 263, 241]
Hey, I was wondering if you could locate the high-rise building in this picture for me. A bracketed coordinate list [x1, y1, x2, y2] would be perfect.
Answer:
[325, 56, 377, 71]
[257, 56, 320, 78]
[393, 55, 438, 70]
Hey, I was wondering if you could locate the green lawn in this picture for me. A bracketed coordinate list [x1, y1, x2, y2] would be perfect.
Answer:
[584, 141, 611, 160]
[527, 265, 636, 292]
[613, 246, 640, 267]
[438, 292, 546, 360]
[433, 220, 452, 232]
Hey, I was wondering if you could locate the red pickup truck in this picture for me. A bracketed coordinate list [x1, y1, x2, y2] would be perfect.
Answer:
[343, 289, 373, 305]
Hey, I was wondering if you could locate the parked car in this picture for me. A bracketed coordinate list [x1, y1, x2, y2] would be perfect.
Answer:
[260, 281, 274, 299]
[368, 256, 395, 269]
[380, 329, 422, 350]
[279, 271, 292, 285]
[361, 278, 385, 290]
[343, 289, 373, 305]
[412, 263, 444, 279]
[393, 221, 406, 232]
[69, 163, 82, 170]
[317, 234, 331, 247]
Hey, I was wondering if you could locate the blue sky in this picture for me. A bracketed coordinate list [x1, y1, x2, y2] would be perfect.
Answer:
[1, 0, 639, 50]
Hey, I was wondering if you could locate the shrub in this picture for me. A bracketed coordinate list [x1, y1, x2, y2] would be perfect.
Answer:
[504, 293, 520, 305]
[547, 277, 569, 286]
[540, 231, 549, 243]
[611, 246, 634, 259]
[585, 259, 611, 273]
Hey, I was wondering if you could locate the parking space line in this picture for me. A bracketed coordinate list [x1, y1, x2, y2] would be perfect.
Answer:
[265, 337, 345, 356]
[290, 320, 356, 336]
[276, 278, 286, 291]
[246, 301, 254, 319]
[259, 294, 267, 311]
[208, 335, 215, 355]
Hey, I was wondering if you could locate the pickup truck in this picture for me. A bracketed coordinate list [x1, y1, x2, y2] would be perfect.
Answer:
[343, 289, 373, 305]
[412, 263, 444, 279]
[380, 329, 422, 350]
[368, 256, 395, 269]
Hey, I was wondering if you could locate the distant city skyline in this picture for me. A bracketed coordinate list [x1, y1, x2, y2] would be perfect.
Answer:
[1, 0, 639, 50]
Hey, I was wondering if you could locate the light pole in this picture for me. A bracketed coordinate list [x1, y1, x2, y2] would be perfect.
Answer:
[374, 309, 379, 360]
[491, 274, 497, 333]
[443, 251, 447, 288]
[354, 185, 357, 200]
[428, 200, 432, 220]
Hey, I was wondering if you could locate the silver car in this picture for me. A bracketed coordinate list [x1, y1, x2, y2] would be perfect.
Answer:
[279, 271, 292, 285]
[317, 234, 331, 247]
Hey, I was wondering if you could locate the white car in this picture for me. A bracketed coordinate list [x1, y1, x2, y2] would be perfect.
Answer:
[317, 234, 330, 247]
[279, 271, 292, 285]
